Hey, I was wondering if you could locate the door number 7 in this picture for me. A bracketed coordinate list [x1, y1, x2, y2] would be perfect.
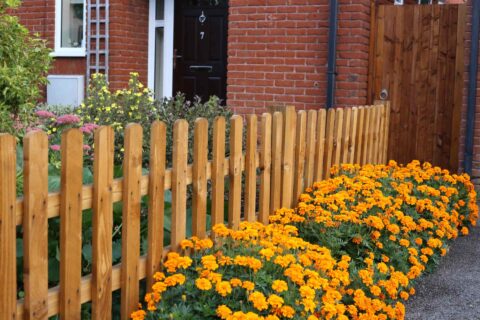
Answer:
[200, 31, 205, 40]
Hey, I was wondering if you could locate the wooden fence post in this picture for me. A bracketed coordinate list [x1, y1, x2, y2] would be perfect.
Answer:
[23, 131, 49, 320]
[245, 114, 257, 222]
[0, 134, 17, 320]
[171, 120, 188, 249]
[60, 129, 83, 320]
[293, 111, 307, 203]
[281, 106, 296, 208]
[314, 109, 326, 182]
[147, 121, 166, 289]
[211, 117, 226, 227]
[228, 116, 243, 230]
[258, 113, 272, 225]
[192, 118, 208, 238]
[120, 124, 143, 319]
[92, 126, 114, 320]
[270, 112, 283, 212]
[304, 110, 317, 188]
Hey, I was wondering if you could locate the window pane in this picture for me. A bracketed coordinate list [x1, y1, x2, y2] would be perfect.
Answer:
[61, 0, 84, 48]
[156, 0, 164, 20]
[154, 28, 164, 99]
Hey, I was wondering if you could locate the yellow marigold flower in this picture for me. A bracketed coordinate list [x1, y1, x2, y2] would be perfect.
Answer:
[131, 309, 146, 320]
[299, 285, 316, 299]
[215, 281, 232, 297]
[201, 255, 219, 271]
[399, 239, 410, 247]
[248, 291, 268, 311]
[272, 280, 288, 293]
[400, 291, 410, 300]
[230, 278, 242, 287]
[370, 285, 381, 296]
[280, 305, 295, 318]
[195, 278, 212, 291]
[242, 280, 255, 291]
[308, 316, 319, 320]
[267, 294, 284, 308]
[216, 305, 232, 319]
[461, 226, 469, 235]
[415, 238, 423, 245]
[179, 239, 193, 250]
[153, 272, 165, 281]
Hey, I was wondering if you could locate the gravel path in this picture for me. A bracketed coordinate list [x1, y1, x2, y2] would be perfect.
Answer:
[405, 221, 480, 320]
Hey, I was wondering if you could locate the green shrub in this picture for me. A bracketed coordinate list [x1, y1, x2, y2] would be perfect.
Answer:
[0, 0, 52, 136]
[77, 72, 233, 166]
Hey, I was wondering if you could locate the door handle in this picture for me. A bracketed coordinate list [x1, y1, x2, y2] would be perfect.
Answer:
[189, 65, 213, 72]
[379, 88, 389, 100]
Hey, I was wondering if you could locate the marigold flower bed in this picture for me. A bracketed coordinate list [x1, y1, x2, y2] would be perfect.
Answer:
[132, 161, 478, 320]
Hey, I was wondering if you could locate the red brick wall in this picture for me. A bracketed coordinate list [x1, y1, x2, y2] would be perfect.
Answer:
[109, 0, 149, 90]
[11, 0, 86, 77]
[227, 0, 372, 114]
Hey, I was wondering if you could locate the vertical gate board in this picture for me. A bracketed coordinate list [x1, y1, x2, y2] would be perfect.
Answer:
[0, 134, 16, 320]
[332, 108, 344, 169]
[355, 107, 365, 164]
[259, 113, 271, 225]
[92, 127, 114, 320]
[60, 129, 83, 320]
[211, 117, 226, 226]
[245, 115, 257, 222]
[120, 124, 142, 319]
[147, 121, 166, 289]
[341, 107, 352, 164]
[192, 118, 208, 237]
[349, 107, 359, 164]
[228, 116, 243, 230]
[324, 109, 335, 178]
[23, 131, 49, 320]
[371, 4, 464, 170]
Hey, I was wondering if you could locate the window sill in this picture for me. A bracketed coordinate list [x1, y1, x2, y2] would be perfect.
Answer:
[50, 49, 87, 57]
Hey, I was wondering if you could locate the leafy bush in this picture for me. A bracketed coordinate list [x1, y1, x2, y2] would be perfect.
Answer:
[0, 0, 52, 136]
[77, 73, 232, 166]
[134, 161, 478, 320]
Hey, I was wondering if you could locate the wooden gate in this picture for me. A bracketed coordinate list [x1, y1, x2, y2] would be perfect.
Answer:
[369, 4, 466, 170]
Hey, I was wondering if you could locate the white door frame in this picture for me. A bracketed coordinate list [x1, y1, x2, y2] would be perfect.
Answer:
[148, 0, 174, 98]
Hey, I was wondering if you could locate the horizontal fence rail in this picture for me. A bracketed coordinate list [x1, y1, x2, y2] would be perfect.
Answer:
[0, 103, 390, 320]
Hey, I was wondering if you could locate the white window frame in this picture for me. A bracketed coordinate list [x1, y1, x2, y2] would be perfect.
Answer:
[148, 0, 174, 98]
[52, 0, 87, 57]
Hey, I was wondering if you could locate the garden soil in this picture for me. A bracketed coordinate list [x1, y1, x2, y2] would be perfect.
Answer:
[405, 219, 480, 320]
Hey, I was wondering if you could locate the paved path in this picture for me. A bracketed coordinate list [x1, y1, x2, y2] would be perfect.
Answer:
[405, 221, 480, 320]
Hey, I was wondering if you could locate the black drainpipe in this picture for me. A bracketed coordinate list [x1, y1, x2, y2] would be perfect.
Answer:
[464, 0, 480, 175]
[326, 0, 338, 109]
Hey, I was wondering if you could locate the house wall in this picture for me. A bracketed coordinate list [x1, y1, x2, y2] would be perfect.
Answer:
[226, 0, 372, 114]
[11, 0, 149, 92]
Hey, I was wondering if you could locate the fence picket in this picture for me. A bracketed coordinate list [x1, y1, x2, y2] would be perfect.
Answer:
[270, 112, 283, 212]
[23, 131, 49, 320]
[171, 120, 188, 248]
[59, 129, 83, 320]
[245, 114, 257, 222]
[324, 109, 336, 179]
[91, 126, 114, 320]
[349, 107, 359, 163]
[293, 111, 307, 202]
[376, 103, 386, 164]
[211, 117, 226, 226]
[314, 109, 326, 182]
[355, 107, 366, 164]
[228, 116, 243, 229]
[332, 108, 344, 169]
[0, 134, 17, 320]
[363, 107, 372, 165]
[193, 119, 208, 237]
[281, 106, 296, 208]
[259, 113, 272, 225]
[147, 121, 166, 289]
[304, 110, 317, 188]
[120, 124, 143, 319]
[341, 108, 352, 164]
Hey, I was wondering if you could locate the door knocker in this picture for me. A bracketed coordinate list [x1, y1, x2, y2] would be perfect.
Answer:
[199, 11, 207, 24]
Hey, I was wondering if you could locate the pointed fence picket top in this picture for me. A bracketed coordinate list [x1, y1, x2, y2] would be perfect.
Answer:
[5, 103, 390, 318]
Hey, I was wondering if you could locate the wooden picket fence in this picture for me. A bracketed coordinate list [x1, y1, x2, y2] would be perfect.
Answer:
[0, 103, 390, 320]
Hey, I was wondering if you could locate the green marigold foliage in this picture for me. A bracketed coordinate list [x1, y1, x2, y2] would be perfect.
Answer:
[0, 0, 52, 135]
